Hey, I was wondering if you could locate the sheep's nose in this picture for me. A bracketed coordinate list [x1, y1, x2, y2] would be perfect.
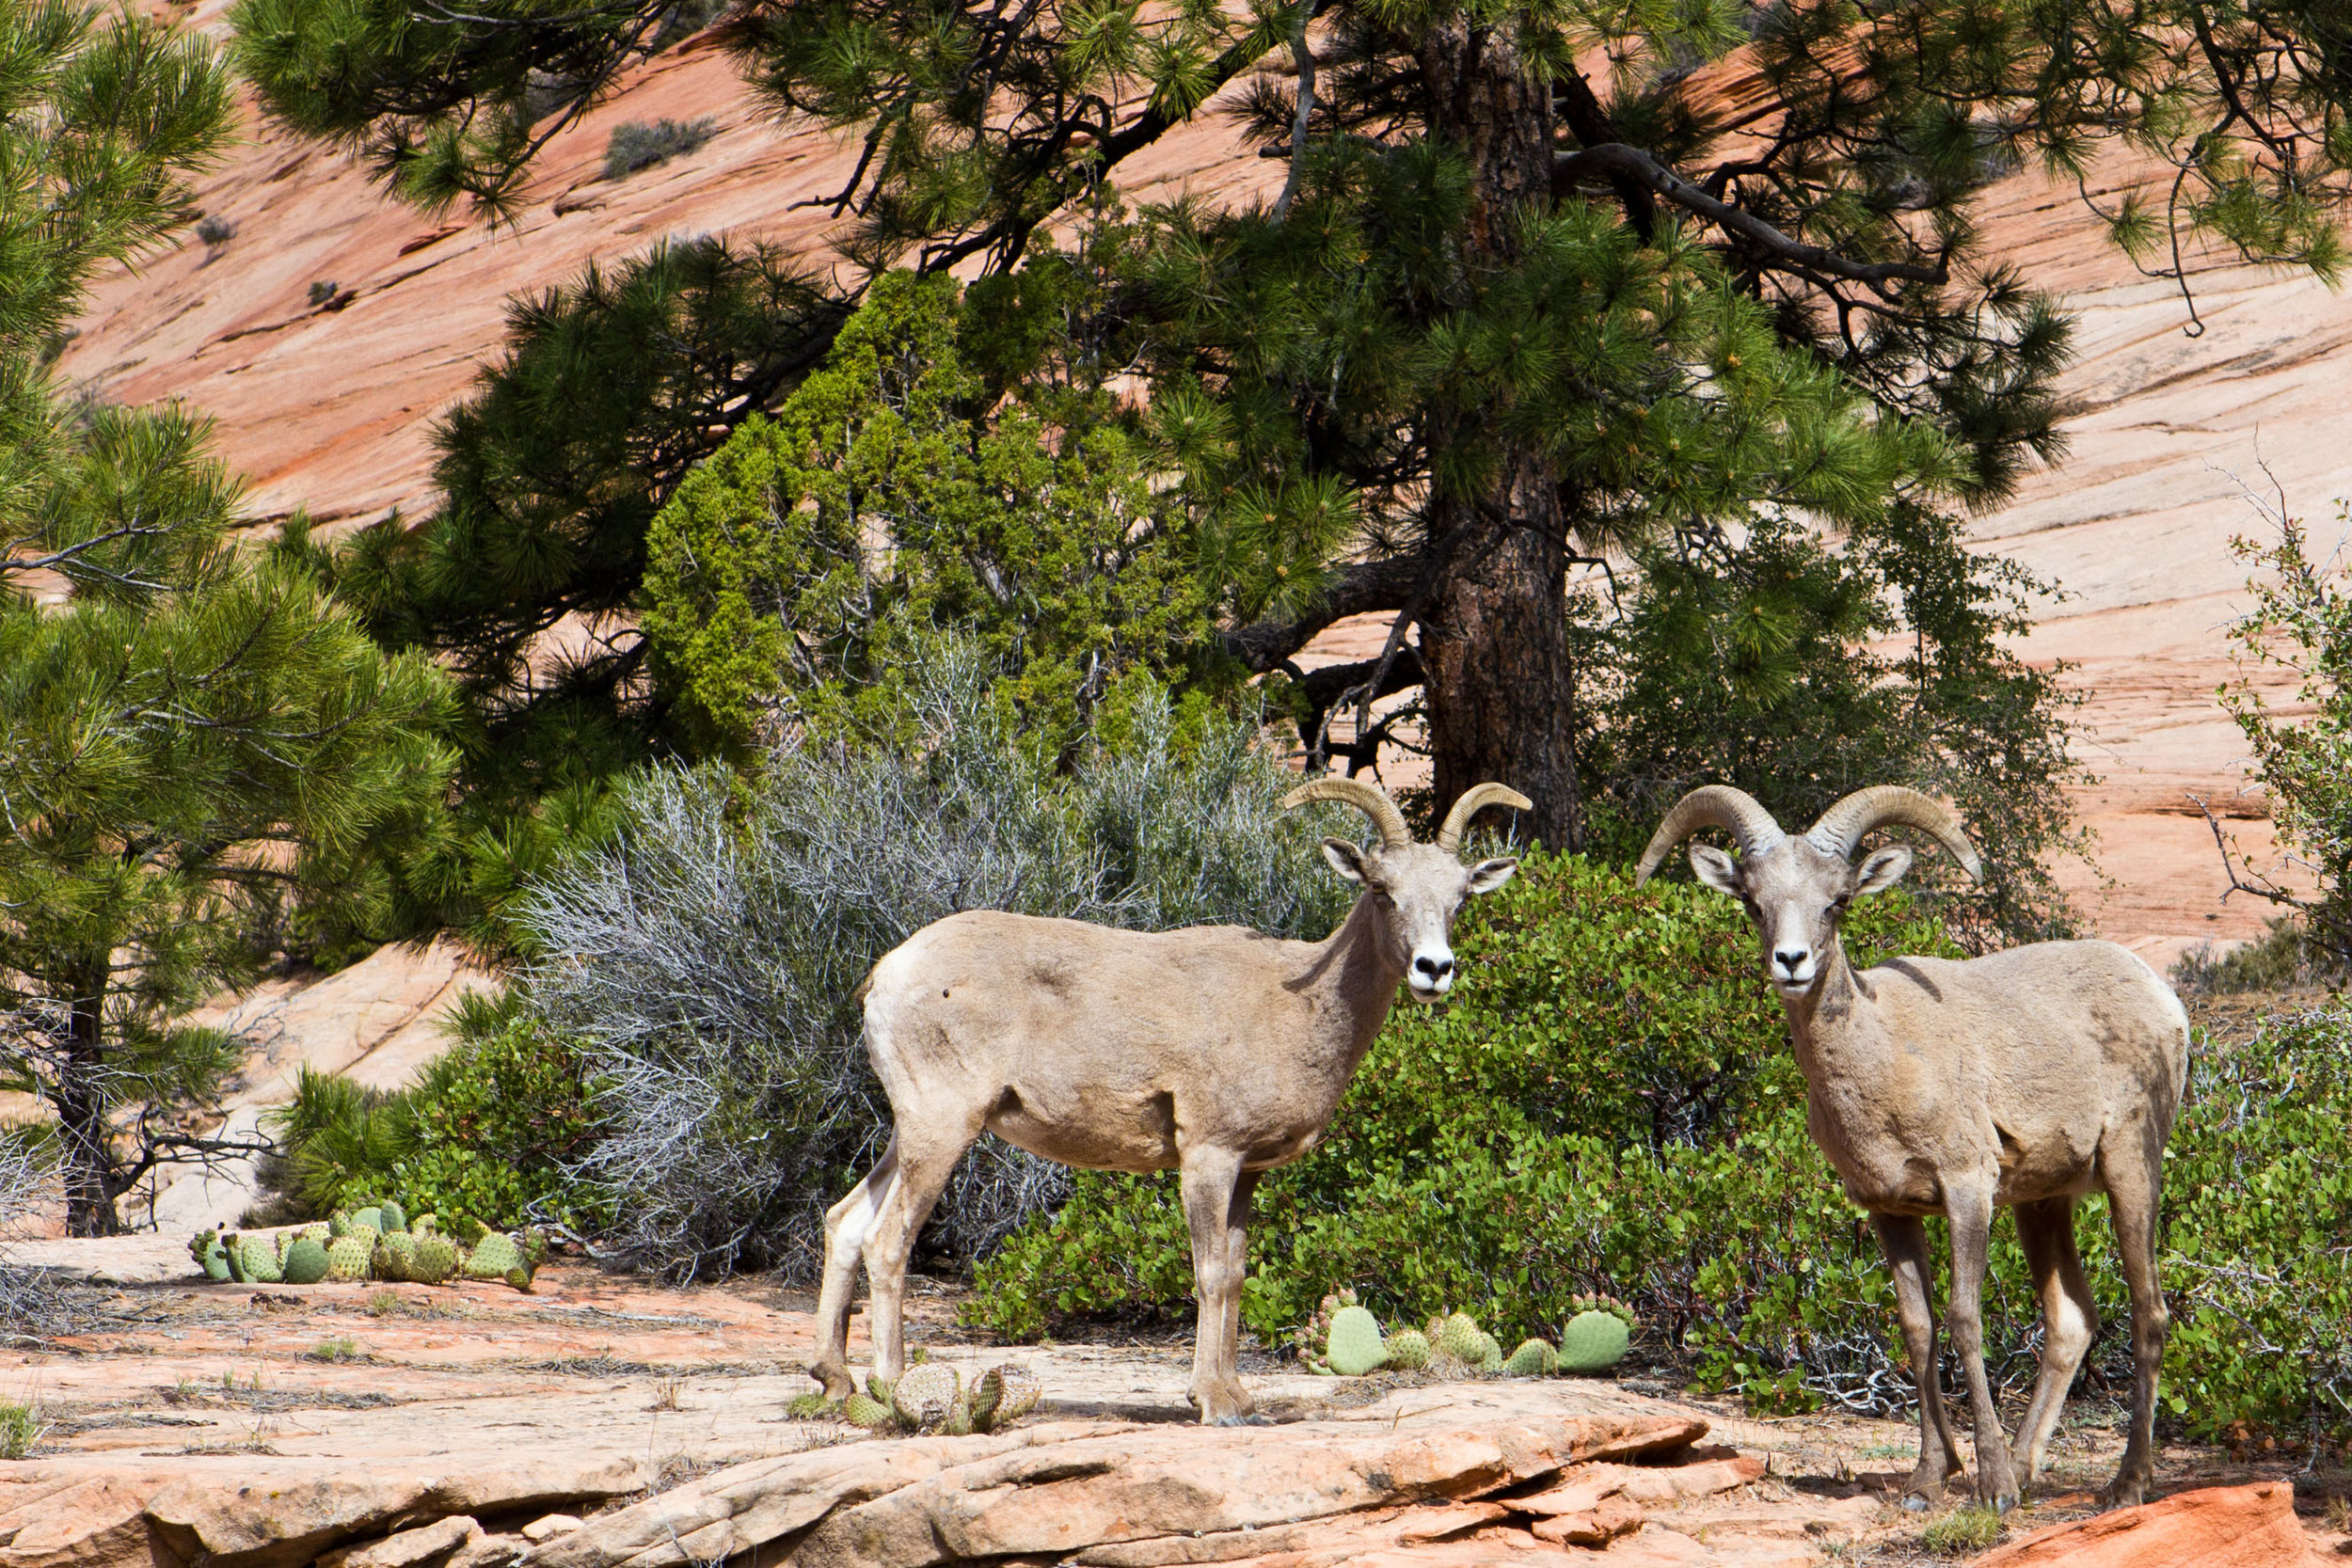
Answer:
[1773, 948, 1809, 974]
[1414, 955, 1453, 979]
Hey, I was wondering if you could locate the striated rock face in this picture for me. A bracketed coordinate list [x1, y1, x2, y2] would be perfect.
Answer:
[1968, 1481, 2316, 1567]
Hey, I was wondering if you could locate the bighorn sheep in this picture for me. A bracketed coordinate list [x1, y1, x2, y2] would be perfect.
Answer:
[1638, 785, 2188, 1513]
[808, 777, 1528, 1424]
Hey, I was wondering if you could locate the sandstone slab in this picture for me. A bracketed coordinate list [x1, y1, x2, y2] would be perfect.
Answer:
[317, 1517, 480, 1568]
[1970, 1481, 2315, 1568]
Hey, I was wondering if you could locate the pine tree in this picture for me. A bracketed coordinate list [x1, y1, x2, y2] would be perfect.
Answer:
[0, 5, 456, 1236]
[227, 0, 2352, 851]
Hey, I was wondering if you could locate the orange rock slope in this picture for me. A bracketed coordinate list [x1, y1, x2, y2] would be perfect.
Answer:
[58, 7, 2348, 964]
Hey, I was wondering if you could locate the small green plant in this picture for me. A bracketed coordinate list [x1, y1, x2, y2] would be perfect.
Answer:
[783, 1391, 832, 1420]
[307, 1337, 359, 1362]
[307, 280, 340, 308]
[365, 1291, 402, 1318]
[602, 118, 716, 181]
[0, 1399, 44, 1459]
[195, 213, 234, 245]
[1920, 1505, 2003, 1555]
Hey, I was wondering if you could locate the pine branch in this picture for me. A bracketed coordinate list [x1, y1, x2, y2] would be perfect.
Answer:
[1219, 554, 1422, 673]
[1552, 144, 1949, 290]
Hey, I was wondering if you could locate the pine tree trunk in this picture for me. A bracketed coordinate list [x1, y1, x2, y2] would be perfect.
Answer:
[59, 981, 122, 1238]
[1412, 16, 1586, 850]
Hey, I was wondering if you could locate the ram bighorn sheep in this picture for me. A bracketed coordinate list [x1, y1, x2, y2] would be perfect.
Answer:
[808, 776, 1528, 1424]
[1638, 785, 2188, 1513]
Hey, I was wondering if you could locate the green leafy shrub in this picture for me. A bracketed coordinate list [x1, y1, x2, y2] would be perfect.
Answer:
[603, 117, 715, 181]
[262, 990, 605, 1233]
[973, 856, 2352, 1445]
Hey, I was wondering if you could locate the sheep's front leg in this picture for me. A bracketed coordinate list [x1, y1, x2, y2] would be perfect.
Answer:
[2100, 1132, 2170, 1509]
[1179, 1147, 1259, 1425]
[1873, 1213, 1965, 1510]
[1945, 1183, 2021, 1513]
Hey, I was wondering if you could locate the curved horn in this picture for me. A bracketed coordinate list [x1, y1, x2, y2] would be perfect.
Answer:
[1283, 775, 1412, 849]
[1435, 783, 1534, 853]
[1804, 786, 1983, 881]
[1634, 785, 1786, 886]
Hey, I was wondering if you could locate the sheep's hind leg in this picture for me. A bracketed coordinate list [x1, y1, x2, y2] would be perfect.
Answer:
[1872, 1213, 1965, 1510]
[807, 1135, 898, 1402]
[1945, 1182, 2022, 1513]
[859, 1117, 982, 1390]
[2010, 1196, 2098, 1494]
[1179, 1146, 1259, 1426]
[2100, 1132, 2170, 1510]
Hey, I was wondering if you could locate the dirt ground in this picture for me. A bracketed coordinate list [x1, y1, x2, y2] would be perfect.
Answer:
[3, 1255, 2346, 1567]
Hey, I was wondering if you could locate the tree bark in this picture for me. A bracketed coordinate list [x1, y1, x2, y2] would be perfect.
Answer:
[1413, 17, 1586, 850]
[59, 976, 123, 1237]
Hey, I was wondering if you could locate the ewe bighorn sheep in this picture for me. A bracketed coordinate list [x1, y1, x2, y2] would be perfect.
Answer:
[809, 776, 1528, 1424]
[1639, 785, 2188, 1513]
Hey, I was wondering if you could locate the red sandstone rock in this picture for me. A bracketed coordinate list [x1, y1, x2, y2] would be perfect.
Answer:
[1971, 1481, 2317, 1568]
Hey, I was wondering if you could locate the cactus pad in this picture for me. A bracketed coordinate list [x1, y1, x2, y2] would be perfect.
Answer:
[234, 1234, 283, 1284]
[463, 1231, 523, 1278]
[841, 1392, 897, 1431]
[1504, 1338, 1557, 1377]
[378, 1199, 407, 1232]
[1382, 1327, 1431, 1370]
[890, 1363, 961, 1428]
[410, 1234, 459, 1284]
[326, 1233, 373, 1280]
[281, 1237, 331, 1285]
[1326, 1305, 1389, 1375]
[350, 1207, 383, 1235]
[969, 1365, 1041, 1429]
[1432, 1312, 1486, 1361]
[1559, 1309, 1631, 1372]
[373, 1229, 418, 1283]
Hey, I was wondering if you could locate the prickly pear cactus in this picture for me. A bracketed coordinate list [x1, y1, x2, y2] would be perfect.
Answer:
[373, 1229, 418, 1283]
[842, 1392, 896, 1431]
[1559, 1310, 1631, 1372]
[234, 1233, 283, 1284]
[463, 1231, 523, 1278]
[985, 1365, 1041, 1426]
[1432, 1311, 1486, 1362]
[520, 1227, 549, 1270]
[1326, 1305, 1389, 1375]
[350, 1207, 383, 1235]
[326, 1233, 373, 1280]
[1382, 1327, 1431, 1370]
[1504, 1338, 1558, 1378]
[189, 1229, 230, 1281]
[378, 1199, 407, 1233]
[281, 1236, 331, 1285]
[1291, 1289, 1359, 1373]
[502, 1264, 534, 1292]
[890, 1363, 961, 1429]
[409, 1234, 459, 1285]
[453, 1216, 488, 1246]
[1471, 1331, 1504, 1370]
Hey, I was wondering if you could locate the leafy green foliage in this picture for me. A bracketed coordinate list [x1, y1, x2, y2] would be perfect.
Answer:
[643, 270, 1212, 755]
[603, 117, 713, 182]
[262, 991, 607, 1234]
[0, 9, 455, 1233]
[2213, 504, 2352, 968]
[973, 856, 2352, 1444]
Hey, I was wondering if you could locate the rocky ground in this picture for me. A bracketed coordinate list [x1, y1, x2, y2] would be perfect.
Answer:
[1, 1257, 2345, 1568]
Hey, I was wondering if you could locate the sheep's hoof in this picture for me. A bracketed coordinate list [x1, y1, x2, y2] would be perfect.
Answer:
[2098, 1477, 2149, 1511]
[807, 1361, 855, 1403]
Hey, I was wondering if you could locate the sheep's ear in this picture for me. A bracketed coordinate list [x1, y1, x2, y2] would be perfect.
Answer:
[1322, 838, 1373, 884]
[1854, 846, 1913, 896]
[1688, 845, 1742, 897]
[1466, 857, 1518, 895]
